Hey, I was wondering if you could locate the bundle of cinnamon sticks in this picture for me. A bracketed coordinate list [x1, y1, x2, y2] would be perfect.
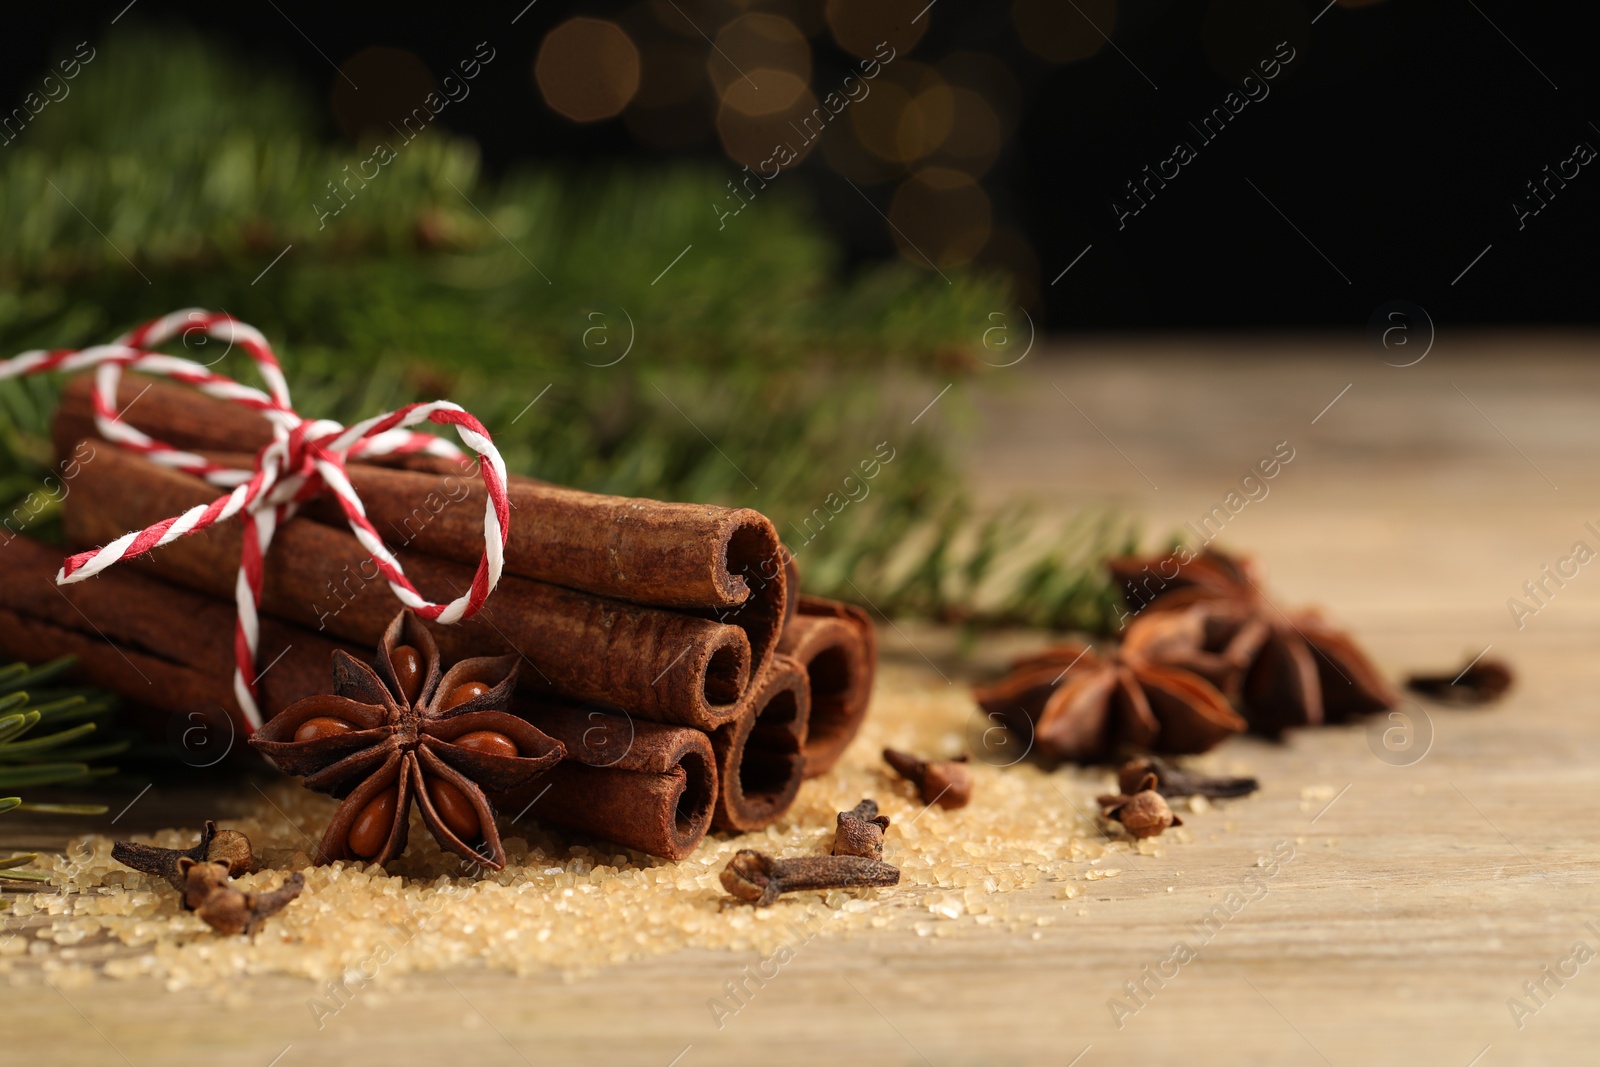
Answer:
[0, 375, 877, 860]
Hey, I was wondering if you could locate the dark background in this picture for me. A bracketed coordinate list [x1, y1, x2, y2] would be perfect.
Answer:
[5, 0, 1595, 329]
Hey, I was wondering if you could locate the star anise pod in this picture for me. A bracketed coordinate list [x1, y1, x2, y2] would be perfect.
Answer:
[972, 617, 1245, 764]
[1107, 547, 1397, 736]
[249, 610, 564, 870]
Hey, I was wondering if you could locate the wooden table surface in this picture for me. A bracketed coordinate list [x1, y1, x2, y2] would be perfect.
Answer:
[6, 336, 1599, 1066]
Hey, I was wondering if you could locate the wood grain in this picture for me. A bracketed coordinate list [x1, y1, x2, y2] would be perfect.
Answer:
[5, 338, 1599, 1066]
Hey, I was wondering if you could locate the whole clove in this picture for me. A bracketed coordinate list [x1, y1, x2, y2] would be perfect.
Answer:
[720, 849, 900, 907]
[1406, 656, 1514, 706]
[882, 748, 973, 809]
[1097, 773, 1183, 839]
[832, 799, 890, 860]
[114, 825, 303, 936]
[175, 858, 305, 936]
[1117, 757, 1259, 800]
[111, 820, 255, 897]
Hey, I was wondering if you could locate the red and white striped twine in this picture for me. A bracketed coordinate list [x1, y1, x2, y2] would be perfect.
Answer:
[0, 310, 512, 732]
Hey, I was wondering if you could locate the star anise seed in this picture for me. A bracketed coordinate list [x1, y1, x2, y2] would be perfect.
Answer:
[250, 610, 565, 870]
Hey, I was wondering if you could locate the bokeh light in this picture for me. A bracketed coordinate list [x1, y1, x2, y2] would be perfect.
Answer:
[330, 47, 435, 141]
[889, 166, 992, 269]
[760, 0, 827, 37]
[646, 0, 743, 39]
[824, 0, 929, 61]
[897, 78, 955, 162]
[821, 119, 904, 185]
[719, 69, 810, 118]
[849, 78, 916, 163]
[932, 88, 1004, 177]
[709, 15, 810, 98]
[847, 62, 960, 165]
[1012, 0, 1117, 65]
[715, 74, 821, 169]
[939, 51, 1021, 139]
[535, 18, 642, 123]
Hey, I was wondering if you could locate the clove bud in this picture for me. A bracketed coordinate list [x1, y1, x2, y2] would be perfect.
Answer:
[720, 849, 899, 907]
[882, 748, 973, 809]
[1117, 757, 1258, 800]
[832, 799, 890, 860]
[115, 824, 303, 936]
[175, 858, 305, 936]
[1097, 773, 1182, 839]
[111, 820, 254, 900]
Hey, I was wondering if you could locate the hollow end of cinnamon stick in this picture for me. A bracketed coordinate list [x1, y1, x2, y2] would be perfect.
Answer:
[60, 442, 755, 729]
[505, 703, 719, 860]
[710, 655, 810, 833]
[779, 597, 877, 778]
[57, 371, 789, 617]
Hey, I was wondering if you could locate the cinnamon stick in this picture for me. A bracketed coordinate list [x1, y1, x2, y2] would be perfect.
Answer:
[0, 536, 357, 739]
[62, 445, 754, 729]
[54, 375, 788, 675]
[503, 702, 718, 860]
[778, 596, 877, 778]
[212, 451, 787, 689]
[710, 654, 810, 833]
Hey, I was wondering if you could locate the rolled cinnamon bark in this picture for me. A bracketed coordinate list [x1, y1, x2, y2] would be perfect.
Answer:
[54, 375, 788, 678]
[778, 596, 877, 778]
[503, 702, 718, 860]
[62, 445, 752, 728]
[0, 536, 356, 737]
[710, 654, 811, 833]
[0, 605, 229, 747]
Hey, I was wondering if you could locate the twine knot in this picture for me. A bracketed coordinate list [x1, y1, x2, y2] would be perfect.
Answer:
[0, 309, 513, 732]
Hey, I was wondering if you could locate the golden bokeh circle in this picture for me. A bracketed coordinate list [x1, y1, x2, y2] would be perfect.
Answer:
[331, 47, 436, 141]
[709, 14, 810, 97]
[896, 82, 955, 161]
[889, 167, 992, 269]
[720, 68, 810, 118]
[1012, 0, 1118, 64]
[850, 79, 915, 163]
[934, 88, 1004, 177]
[716, 76, 822, 169]
[824, 0, 928, 61]
[535, 18, 642, 123]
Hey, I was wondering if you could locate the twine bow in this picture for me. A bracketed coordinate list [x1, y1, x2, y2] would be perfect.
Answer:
[0, 310, 511, 732]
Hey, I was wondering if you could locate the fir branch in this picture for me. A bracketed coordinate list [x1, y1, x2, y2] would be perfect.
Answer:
[0, 28, 1133, 631]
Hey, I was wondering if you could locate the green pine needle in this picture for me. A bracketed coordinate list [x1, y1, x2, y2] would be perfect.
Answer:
[0, 659, 123, 808]
[0, 720, 99, 759]
[0, 29, 1138, 634]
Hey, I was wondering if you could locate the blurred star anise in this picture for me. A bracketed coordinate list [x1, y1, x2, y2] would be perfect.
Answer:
[250, 611, 563, 869]
[1107, 548, 1397, 736]
[972, 614, 1245, 764]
